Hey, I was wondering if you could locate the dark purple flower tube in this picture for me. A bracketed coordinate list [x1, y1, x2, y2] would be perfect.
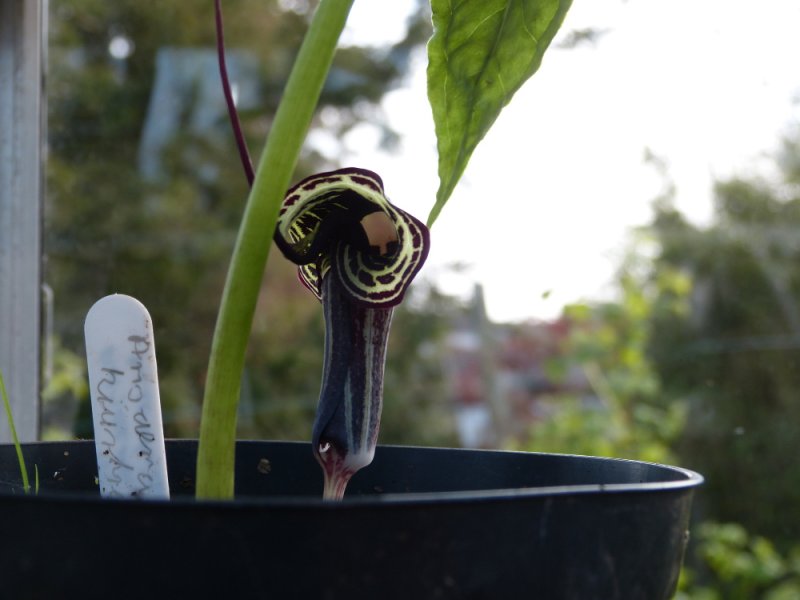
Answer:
[313, 274, 393, 499]
[275, 168, 430, 499]
[215, 7, 427, 498]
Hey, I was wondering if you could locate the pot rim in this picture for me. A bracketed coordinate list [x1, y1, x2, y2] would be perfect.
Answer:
[0, 439, 703, 508]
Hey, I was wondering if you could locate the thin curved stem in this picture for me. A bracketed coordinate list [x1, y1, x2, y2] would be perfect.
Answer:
[215, 0, 254, 185]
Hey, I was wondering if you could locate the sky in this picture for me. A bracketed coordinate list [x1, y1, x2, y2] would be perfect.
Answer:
[334, 0, 800, 322]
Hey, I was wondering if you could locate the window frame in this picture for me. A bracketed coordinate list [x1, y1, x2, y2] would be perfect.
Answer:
[0, 0, 45, 442]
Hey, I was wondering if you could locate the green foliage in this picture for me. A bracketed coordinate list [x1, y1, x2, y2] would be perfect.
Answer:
[677, 523, 800, 600]
[426, 0, 572, 225]
[646, 169, 800, 544]
[41, 339, 89, 440]
[517, 271, 689, 464]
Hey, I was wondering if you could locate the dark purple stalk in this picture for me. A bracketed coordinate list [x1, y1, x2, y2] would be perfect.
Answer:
[215, 0, 255, 186]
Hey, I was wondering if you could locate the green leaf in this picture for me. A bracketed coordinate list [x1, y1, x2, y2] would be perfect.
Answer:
[426, 0, 572, 225]
[0, 369, 31, 494]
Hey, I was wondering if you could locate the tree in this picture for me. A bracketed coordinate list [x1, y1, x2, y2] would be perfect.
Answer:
[517, 268, 689, 465]
[645, 149, 800, 546]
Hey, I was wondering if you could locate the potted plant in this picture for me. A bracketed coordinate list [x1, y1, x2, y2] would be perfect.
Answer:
[0, 0, 702, 598]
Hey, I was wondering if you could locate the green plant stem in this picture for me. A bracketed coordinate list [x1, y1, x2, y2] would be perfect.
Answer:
[196, 0, 355, 500]
[0, 370, 30, 494]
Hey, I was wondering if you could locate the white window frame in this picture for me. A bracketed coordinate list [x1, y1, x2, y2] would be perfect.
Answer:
[0, 0, 45, 442]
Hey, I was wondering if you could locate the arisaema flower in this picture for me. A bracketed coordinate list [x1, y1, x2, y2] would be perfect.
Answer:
[275, 168, 430, 499]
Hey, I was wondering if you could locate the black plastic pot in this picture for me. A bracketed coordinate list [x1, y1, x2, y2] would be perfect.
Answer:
[0, 440, 701, 599]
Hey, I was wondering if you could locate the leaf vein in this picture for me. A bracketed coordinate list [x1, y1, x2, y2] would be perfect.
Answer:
[449, 2, 514, 188]
[520, 1, 540, 44]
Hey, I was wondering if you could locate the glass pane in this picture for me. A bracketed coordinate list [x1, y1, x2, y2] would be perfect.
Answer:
[44, 0, 800, 592]
[0, 0, 44, 442]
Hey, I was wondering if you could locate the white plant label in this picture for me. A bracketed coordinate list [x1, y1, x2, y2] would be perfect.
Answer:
[85, 294, 170, 499]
